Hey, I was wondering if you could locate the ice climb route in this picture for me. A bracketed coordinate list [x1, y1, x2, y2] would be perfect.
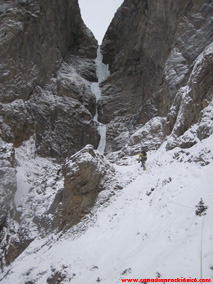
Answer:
[91, 46, 110, 153]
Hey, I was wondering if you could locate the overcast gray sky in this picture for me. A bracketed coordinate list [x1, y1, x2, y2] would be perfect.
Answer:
[78, 0, 124, 44]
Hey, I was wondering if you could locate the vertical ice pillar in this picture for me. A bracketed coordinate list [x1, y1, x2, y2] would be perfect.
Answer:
[91, 47, 110, 153]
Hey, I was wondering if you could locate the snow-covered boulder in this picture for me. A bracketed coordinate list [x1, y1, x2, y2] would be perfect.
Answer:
[58, 145, 117, 230]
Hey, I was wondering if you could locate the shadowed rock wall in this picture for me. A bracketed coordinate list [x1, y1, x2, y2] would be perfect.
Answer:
[0, 0, 97, 103]
[0, 0, 99, 159]
[100, 0, 213, 152]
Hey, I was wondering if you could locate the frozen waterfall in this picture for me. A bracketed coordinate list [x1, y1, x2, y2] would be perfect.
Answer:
[91, 47, 110, 153]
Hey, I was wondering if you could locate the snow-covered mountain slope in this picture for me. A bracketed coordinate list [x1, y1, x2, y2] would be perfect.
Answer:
[1, 134, 212, 283]
[14, 136, 63, 238]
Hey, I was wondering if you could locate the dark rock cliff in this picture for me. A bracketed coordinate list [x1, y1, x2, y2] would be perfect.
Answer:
[0, 0, 99, 159]
[0, 0, 100, 267]
[100, 0, 213, 152]
[0, 0, 97, 103]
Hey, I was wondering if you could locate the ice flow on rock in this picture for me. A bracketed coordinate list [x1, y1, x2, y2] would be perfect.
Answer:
[91, 47, 110, 154]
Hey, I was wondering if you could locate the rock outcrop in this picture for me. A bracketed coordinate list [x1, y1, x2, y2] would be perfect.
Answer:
[100, 0, 213, 152]
[57, 145, 117, 230]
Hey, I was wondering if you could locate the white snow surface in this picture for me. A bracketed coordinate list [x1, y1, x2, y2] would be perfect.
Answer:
[13, 136, 63, 239]
[1, 135, 213, 283]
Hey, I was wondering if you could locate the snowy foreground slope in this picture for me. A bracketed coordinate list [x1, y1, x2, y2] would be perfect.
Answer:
[1, 135, 213, 283]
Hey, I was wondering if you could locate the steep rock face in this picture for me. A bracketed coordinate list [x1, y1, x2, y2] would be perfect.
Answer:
[0, 140, 16, 229]
[100, 0, 213, 152]
[166, 42, 213, 149]
[0, 140, 17, 268]
[0, 0, 100, 268]
[0, 0, 100, 159]
[0, 0, 97, 103]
